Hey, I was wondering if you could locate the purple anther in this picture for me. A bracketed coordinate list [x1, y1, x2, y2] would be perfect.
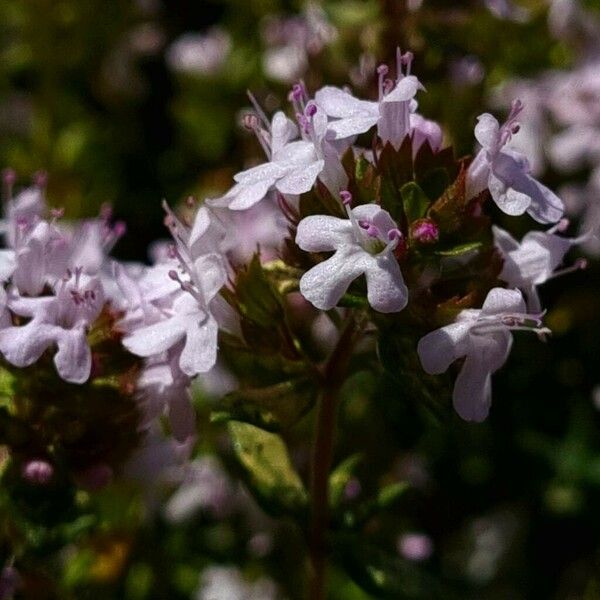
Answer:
[340, 190, 352, 206]
[242, 113, 259, 131]
[511, 98, 523, 112]
[291, 83, 305, 101]
[50, 207, 65, 219]
[401, 51, 414, 66]
[168, 270, 180, 281]
[388, 228, 403, 241]
[377, 64, 389, 76]
[22, 459, 54, 485]
[113, 221, 126, 237]
[511, 123, 520, 134]
[575, 257, 588, 270]
[411, 218, 439, 244]
[305, 102, 318, 118]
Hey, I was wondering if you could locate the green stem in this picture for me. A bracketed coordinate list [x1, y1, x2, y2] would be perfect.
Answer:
[308, 317, 358, 600]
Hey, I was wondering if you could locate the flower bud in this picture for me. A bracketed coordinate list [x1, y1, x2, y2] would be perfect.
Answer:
[22, 459, 54, 486]
[410, 218, 439, 244]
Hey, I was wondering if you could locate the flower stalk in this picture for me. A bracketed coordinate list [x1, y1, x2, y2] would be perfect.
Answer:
[309, 316, 358, 600]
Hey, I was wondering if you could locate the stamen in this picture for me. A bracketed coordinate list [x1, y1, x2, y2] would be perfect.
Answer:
[340, 190, 352, 207]
[548, 218, 570, 234]
[548, 257, 587, 281]
[377, 64, 389, 99]
[305, 102, 317, 118]
[246, 91, 270, 130]
[401, 51, 413, 76]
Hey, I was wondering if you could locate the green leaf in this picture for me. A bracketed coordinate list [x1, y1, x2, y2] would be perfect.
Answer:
[235, 255, 285, 329]
[211, 378, 317, 431]
[227, 421, 308, 516]
[400, 183, 430, 224]
[334, 534, 442, 599]
[330, 454, 363, 509]
[434, 242, 482, 257]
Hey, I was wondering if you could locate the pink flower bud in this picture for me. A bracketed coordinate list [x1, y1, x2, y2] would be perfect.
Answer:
[22, 459, 54, 485]
[410, 218, 439, 244]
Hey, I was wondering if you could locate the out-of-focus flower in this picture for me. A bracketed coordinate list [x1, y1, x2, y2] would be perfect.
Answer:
[397, 533, 434, 561]
[484, 0, 530, 23]
[164, 456, 236, 523]
[195, 566, 279, 600]
[21, 459, 54, 486]
[560, 169, 600, 256]
[166, 28, 231, 76]
[0, 565, 20, 600]
[296, 194, 407, 312]
[418, 288, 549, 421]
[261, 3, 337, 83]
[0, 271, 105, 383]
[449, 56, 485, 88]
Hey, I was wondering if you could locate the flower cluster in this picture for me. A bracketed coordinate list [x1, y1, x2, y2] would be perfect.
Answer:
[124, 48, 581, 424]
[1, 48, 587, 486]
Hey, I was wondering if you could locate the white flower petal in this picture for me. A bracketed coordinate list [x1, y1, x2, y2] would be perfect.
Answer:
[54, 327, 92, 384]
[276, 159, 324, 195]
[193, 254, 227, 303]
[228, 180, 274, 211]
[299, 247, 367, 310]
[270, 111, 298, 155]
[234, 161, 286, 186]
[488, 172, 531, 216]
[123, 317, 187, 357]
[480, 287, 526, 316]
[328, 116, 380, 140]
[453, 353, 493, 423]
[492, 225, 520, 253]
[314, 86, 377, 119]
[474, 113, 500, 150]
[417, 321, 472, 374]
[0, 321, 58, 367]
[383, 75, 422, 103]
[364, 254, 408, 313]
[295, 215, 353, 252]
[179, 314, 219, 376]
